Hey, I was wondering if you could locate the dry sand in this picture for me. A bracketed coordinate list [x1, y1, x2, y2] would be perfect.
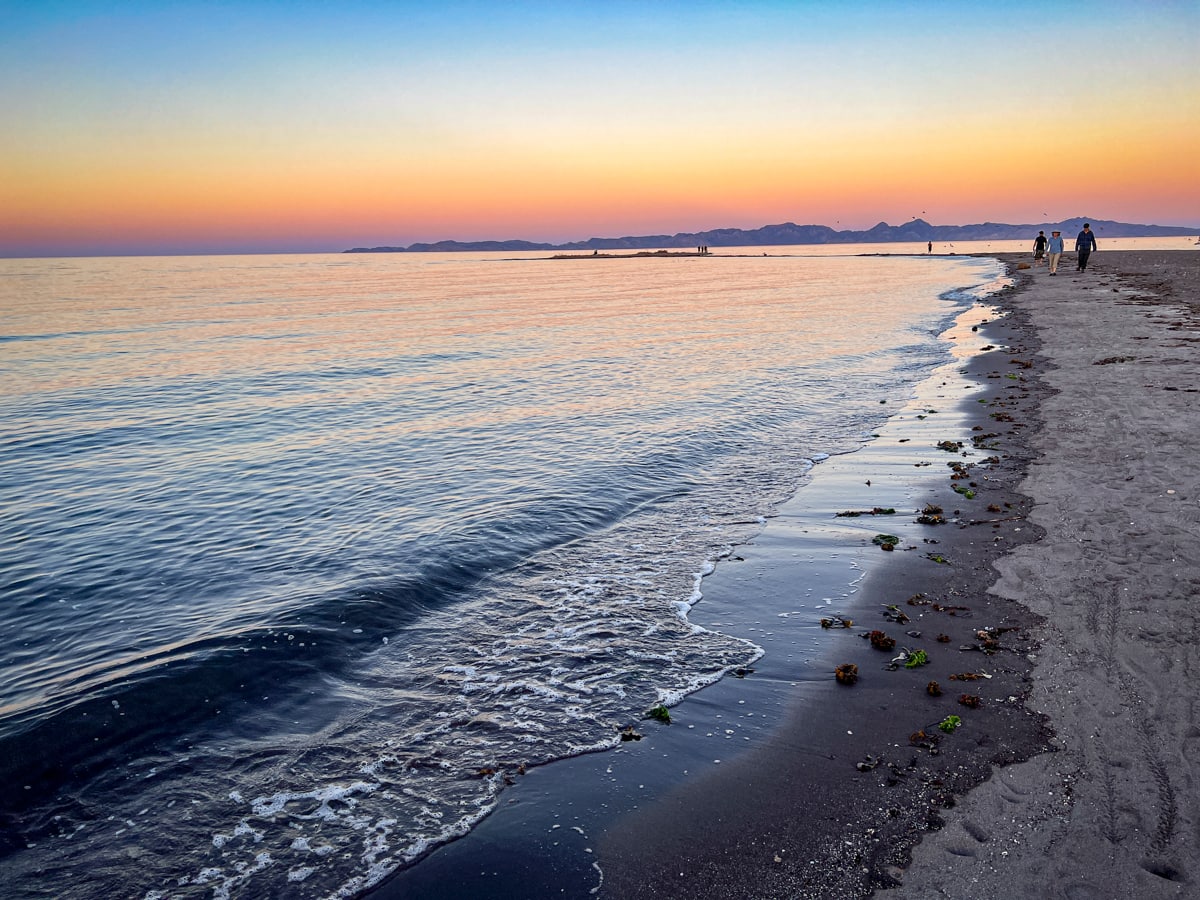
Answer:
[895, 250, 1200, 899]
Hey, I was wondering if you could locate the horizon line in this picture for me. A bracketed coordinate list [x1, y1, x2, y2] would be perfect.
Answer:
[5, 215, 1199, 261]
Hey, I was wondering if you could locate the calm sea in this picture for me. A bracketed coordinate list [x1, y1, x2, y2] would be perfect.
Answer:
[0, 249, 1007, 897]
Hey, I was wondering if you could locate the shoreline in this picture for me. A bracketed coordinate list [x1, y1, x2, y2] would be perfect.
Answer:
[593, 260, 1051, 899]
[894, 250, 1200, 899]
[372, 251, 1200, 899]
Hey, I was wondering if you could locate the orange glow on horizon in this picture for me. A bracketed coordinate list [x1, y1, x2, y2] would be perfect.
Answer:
[4, 99, 1198, 254]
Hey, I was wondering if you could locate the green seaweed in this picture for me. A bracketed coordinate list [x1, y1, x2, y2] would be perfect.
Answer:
[872, 534, 901, 548]
[839, 507, 896, 518]
[938, 715, 962, 733]
[904, 649, 929, 668]
[648, 704, 671, 724]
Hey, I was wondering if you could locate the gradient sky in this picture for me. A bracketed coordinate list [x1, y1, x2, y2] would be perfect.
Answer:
[2, 0, 1198, 256]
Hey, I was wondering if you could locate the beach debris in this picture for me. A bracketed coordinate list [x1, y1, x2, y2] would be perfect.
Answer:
[959, 630, 1003, 654]
[909, 728, 941, 752]
[936, 440, 964, 452]
[905, 649, 930, 668]
[936, 633, 951, 643]
[647, 704, 671, 724]
[974, 627, 1010, 652]
[856, 754, 881, 772]
[906, 593, 928, 605]
[872, 533, 901, 551]
[867, 629, 897, 651]
[836, 507, 896, 517]
[958, 694, 982, 709]
[882, 604, 910, 624]
[916, 500, 946, 524]
[949, 672, 992, 681]
[887, 648, 931, 670]
[925, 553, 949, 564]
[938, 715, 963, 734]
[835, 663, 859, 685]
[731, 666, 755, 678]
[927, 680, 942, 696]
[619, 725, 643, 741]
[820, 614, 854, 629]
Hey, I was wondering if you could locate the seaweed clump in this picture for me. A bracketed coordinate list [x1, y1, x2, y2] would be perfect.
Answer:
[868, 630, 897, 651]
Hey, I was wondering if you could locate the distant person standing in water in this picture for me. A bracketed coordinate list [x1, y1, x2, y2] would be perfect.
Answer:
[1075, 223, 1097, 271]
[1046, 230, 1065, 275]
[1033, 230, 1047, 264]
[927, 241, 932, 254]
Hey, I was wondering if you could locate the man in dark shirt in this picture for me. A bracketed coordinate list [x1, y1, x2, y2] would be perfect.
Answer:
[1033, 230, 1047, 263]
[1075, 223, 1097, 271]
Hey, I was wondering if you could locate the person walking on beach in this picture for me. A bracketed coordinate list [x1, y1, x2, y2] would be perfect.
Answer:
[1046, 230, 1065, 275]
[1075, 223, 1097, 271]
[1033, 230, 1047, 265]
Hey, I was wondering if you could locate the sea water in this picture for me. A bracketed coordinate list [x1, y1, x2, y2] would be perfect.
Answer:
[0, 249, 1006, 898]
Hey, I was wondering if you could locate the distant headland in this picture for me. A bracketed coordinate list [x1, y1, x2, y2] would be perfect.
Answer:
[344, 217, 1197, 254]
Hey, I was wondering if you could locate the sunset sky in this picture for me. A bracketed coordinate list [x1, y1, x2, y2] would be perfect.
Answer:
[2, 0, 1198, 257]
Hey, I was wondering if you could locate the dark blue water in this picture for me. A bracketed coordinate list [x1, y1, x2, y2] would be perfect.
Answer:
[0, 250, 1006, 897]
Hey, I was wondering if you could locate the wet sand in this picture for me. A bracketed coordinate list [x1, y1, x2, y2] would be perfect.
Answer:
[373, 250, 1200, 900]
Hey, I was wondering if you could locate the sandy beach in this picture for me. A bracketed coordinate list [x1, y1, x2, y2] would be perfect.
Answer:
[373, 250, 1200, 900]
[892, 250, 1200, 899]
[601, 250, 1200, 900]
[595, 250, 1200, 900]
